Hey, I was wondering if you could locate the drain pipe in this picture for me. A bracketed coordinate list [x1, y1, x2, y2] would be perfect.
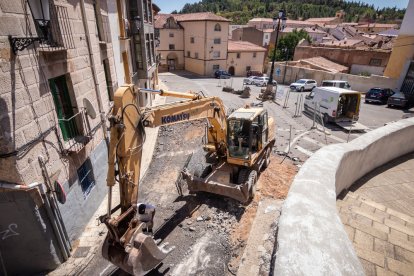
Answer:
[38, 156, 72, 260]
[80, 0, 109, 148]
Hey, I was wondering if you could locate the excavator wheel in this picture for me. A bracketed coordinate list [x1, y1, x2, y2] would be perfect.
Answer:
[247, 170, 258, 199]
[262, 148, 271, 170]
[238, 169, 257, 199]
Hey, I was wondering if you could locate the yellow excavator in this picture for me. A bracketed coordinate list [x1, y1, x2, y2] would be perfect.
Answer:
[101, 84, 275, 275]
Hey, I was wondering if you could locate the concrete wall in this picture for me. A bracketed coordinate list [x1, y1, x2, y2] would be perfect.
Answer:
[350, 64, 385, 76]
[383, 0, 414, 78]
[274, 117, 414, 275]
[227, 51, 265, 76]
[271, 63, 398, 92]
[294, 45, 391, 69]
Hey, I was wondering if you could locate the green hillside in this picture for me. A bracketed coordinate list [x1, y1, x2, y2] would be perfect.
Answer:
[174, 0, 405, 24]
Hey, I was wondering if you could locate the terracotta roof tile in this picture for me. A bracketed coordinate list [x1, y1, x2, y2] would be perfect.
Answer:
[306, 17, 338, 22]
[175, 12, 230, 22]
[155, 12, 230, 28]
[299, 56, 348, 73]
[228, 41, 266, 52]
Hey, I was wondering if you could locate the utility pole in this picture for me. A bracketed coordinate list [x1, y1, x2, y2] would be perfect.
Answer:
[262, 10, 286, 100]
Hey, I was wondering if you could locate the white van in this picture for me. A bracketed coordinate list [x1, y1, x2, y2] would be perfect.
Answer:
[304, 87, 361, 124]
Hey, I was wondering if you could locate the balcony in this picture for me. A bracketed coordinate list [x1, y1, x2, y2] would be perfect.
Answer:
[58, 109, 93, 154]
[37, 3, 74, 52]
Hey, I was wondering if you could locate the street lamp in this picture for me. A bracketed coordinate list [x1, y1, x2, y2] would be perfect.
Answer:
[268, 10, 287, 86]
[9, 0, 51, 54]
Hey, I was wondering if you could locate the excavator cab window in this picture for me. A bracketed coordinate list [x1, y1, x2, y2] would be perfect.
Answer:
[227, 118, 251, 159]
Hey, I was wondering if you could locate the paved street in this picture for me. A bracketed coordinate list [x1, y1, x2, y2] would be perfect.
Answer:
[159, 71, 411, 163]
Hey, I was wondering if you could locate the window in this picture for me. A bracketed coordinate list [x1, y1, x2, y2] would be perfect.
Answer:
[169, 32, 174, 37]
[369, 58, 382, 66]
[214, 38, 221, 44]
[103, 59, 113, 101]
[77, 158, 95, 199]
[236, 52, 241, 59]
[213, 64, 220, 71]
[93, 0, 104, 41]
[169, 44, 175, 50]
[187, 51, 190, 57]
[246, 66, 251, 71]
[190, 37, 195, 43]
[253, 52, 257, 58]
[214, 23, 221, 32]
[49, 75, 80, 141]
[195, 52, 199, 59]
[213, 51, 220, 58]
[265, 34, 269, 39]
[134, 34, 143, 69]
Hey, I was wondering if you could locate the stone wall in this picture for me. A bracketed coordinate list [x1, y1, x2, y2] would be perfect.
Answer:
[273, 117, 414, 275]
[270, 63, 398, 92]
[294, 45, 391, 69]
[0, 0, 116, 270]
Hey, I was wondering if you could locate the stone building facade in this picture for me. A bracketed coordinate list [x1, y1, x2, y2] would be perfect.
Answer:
[107, 0, 158, 107]
[0, 0, 117, 274]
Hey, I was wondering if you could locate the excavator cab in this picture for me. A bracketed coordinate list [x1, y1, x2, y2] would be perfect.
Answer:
[226, 108, 273, 167]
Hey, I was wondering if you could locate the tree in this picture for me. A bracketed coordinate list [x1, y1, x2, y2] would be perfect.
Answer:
[268, 29, 311, 61]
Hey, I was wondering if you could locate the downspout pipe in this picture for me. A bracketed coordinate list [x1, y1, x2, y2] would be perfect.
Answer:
[80, 0, 109, 148]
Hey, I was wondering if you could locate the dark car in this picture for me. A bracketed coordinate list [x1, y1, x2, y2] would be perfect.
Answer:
[246, 70, 263, 77]
[214, 70, 231, 79]
[387, 92, 414, 108]
[365, 88, 394, 104]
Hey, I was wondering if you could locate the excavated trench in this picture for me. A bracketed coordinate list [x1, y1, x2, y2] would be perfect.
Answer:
[136, 120, 297, 276]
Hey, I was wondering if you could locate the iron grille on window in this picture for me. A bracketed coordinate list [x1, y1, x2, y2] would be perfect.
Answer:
[38, 3, 74, 51]
[77, 158, 95, 199]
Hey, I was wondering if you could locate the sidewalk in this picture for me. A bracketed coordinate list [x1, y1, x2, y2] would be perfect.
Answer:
[337, 153, 414, 275]
[49, 92, 167, 276]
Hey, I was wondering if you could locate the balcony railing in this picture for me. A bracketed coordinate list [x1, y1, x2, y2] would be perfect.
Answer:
[58, 109, 92, 154]
[38, 3, 74, 52]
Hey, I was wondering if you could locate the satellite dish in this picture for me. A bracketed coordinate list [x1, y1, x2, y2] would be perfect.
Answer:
[54, 181, 67, 204]
[83, 98, 97, 119]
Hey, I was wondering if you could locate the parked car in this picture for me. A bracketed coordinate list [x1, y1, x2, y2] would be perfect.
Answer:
[387, 92, 414, 108]
[365, 88, 394, 104]
[253, 77, 277, 87]
[321, 80, 351, 89]
[246, 70, 263, 77]
[290, 79, 317, 92]
[243, 76, 260, 85]
[214, 70, 231, 79]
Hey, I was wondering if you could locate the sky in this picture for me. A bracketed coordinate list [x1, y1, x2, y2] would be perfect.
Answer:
[154, 0, 409, 14]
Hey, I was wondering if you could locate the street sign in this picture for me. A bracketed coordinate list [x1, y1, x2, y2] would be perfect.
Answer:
[276, 68, 281, 77]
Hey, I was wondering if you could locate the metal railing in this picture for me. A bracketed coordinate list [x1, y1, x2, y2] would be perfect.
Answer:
[38, 3, 74, 51]
[57, 109, 91, 153]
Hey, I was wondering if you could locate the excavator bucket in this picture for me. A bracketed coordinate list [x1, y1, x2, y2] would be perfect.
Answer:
[102, 232, 174, 275]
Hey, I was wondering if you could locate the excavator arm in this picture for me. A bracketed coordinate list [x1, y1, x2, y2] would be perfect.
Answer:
[140, 88, 228, 156]
[101, 85, 230, 275]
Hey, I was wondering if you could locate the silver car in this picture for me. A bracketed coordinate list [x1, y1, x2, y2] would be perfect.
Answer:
[243, 76, 260, 85]
[254, 77, 277, 87]
[290, 79, 317, 92]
